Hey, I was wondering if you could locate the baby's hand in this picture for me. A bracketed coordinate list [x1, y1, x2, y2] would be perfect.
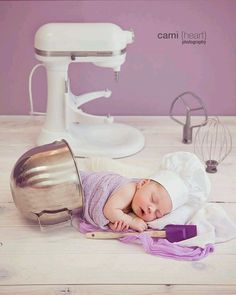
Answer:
[108, 221, 130, 232]
[130, 217, 148, 232]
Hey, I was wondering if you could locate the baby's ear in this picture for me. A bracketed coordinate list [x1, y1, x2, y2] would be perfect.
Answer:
[136, 179, 151, 189]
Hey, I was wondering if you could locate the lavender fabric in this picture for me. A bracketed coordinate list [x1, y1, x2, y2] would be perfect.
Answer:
[72, 214, 214, 261]
[79, 171, 132, 229]
[120, 234, 214, 260]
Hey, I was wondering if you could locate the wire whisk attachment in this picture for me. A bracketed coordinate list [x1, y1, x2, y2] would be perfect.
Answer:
[194, 117, 232, 173]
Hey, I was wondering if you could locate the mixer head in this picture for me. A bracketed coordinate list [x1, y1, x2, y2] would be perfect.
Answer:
[34, 23, 134, 81]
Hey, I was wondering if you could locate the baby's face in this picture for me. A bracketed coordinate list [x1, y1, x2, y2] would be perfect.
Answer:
[131, 179, 172, 222]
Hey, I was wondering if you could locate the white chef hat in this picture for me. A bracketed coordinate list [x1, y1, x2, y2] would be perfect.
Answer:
[150, 170, 188, 211]
[149, 152, 211, 211]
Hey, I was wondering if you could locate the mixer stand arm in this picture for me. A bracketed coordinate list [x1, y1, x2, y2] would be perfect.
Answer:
[74, 89, 112, 108]
[65, 88, 114, 126]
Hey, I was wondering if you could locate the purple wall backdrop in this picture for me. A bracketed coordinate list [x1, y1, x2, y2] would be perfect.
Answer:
[1, 0, 236, 115]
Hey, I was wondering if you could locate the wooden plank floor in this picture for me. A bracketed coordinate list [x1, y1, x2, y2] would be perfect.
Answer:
[0, 116, 236, 294]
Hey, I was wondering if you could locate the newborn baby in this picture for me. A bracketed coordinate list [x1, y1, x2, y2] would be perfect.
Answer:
[79, 162, 189, 232]
[104, 179, 172, 232]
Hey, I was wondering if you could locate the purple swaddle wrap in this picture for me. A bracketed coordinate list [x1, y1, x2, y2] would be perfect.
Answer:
[72, 171, 214, 260]
[79, 171, 132, 229]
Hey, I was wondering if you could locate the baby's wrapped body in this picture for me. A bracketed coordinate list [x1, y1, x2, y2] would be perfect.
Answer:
[79, 171, 133, 229]
[79, 152, 211, 231]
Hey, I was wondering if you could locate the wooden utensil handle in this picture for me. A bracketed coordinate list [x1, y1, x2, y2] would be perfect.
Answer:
[85, 230, 166, 239]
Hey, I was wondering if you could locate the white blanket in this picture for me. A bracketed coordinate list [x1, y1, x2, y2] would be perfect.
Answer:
[76, 154, 236, 247]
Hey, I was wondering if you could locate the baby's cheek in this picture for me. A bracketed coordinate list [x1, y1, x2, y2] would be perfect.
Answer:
[145, 213, 156, 222]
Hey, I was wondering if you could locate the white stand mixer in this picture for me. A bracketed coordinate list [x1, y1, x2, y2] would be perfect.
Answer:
[34, 23, 145, 158]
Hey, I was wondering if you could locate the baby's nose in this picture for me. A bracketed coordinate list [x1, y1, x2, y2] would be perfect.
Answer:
[148, 206, 155, 213]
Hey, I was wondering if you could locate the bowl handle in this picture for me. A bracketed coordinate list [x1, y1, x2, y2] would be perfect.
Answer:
[33, 208, 72, 231]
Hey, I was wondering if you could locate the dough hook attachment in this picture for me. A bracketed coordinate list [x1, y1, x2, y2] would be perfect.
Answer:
[169, 91, 208, 144]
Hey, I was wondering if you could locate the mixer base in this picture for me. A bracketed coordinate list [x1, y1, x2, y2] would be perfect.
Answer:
[37, 123, 145, 158]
